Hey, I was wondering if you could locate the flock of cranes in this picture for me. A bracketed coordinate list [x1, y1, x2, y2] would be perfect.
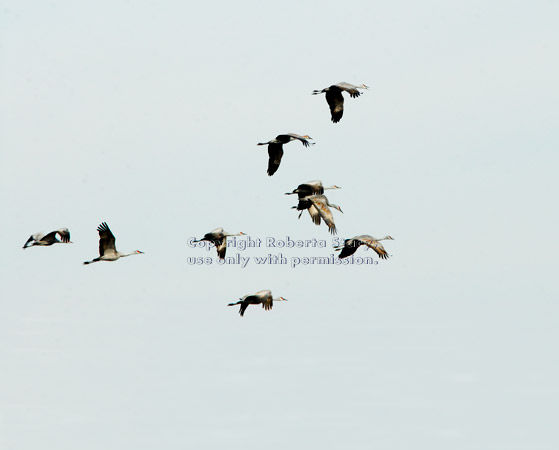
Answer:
[23, 82, 393, 317]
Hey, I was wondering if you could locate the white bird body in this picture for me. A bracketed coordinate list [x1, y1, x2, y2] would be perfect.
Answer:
[193, 227, 245, 259]
[83, 222, 144, 265]
[335, 235, 394, 259]
[257, 133, 314, 176]
[228, 289, 287, 317]
[312, 82, 369, 123]
[23, 228, 71, 249]
[299, 194, 343, 235]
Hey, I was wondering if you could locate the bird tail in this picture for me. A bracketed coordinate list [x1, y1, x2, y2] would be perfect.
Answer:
[312, 89, 324, 95]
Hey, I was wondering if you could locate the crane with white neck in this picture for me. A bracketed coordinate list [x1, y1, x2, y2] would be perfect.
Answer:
[83, 222, 144, 265]
[192, 227, 246, 259]
[228, 290, 287, 317]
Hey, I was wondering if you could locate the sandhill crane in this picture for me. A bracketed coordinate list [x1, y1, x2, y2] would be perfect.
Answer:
[285, 180, 341, 224]
[335, 235, 394, 259]
[193, 227, 245, 259]
[299, 194, 343, 235]
[228, 289, 287, 317]
[312, 82, 369, 123]
[83, 222, 144, 265]
[257, 133, 314, 176]
[23, 228, 71, 249]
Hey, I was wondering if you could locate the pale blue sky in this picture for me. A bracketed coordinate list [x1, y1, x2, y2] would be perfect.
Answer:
[1, 1, 558, 449]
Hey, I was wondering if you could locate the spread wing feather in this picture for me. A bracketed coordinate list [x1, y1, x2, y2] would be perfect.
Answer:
[325, 89, 344, 123]
[267, 144, 284, 176]
[215, 239, 227, 259]
[361, 238, 389, 259]
[97, 222, 116, 257]
[309, 197, 337, 234]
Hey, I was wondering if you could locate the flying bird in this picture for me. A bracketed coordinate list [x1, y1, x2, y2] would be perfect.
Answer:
[192, 227, 245, 259]
[228, 290, 287, 317]
[286, 180, 341, 224]
[335, 235, 394, 259]
[83, 222, 144, 265]
[299, 194, 343, 235]
[257, 133, 314, 176]
[312, 82, 369, 123]
[23, 228, 71, 249]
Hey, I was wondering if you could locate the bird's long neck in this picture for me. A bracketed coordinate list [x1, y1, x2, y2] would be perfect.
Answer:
[329, 202, 343, 213]
[224, 232, 244, 237]
[119, 251, 138, 258]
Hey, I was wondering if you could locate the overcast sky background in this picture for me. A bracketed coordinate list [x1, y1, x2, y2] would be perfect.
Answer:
[1, 1, 558, 449]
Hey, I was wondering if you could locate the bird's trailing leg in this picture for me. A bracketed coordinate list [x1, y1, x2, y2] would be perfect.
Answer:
[83, 258, 100, 265]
